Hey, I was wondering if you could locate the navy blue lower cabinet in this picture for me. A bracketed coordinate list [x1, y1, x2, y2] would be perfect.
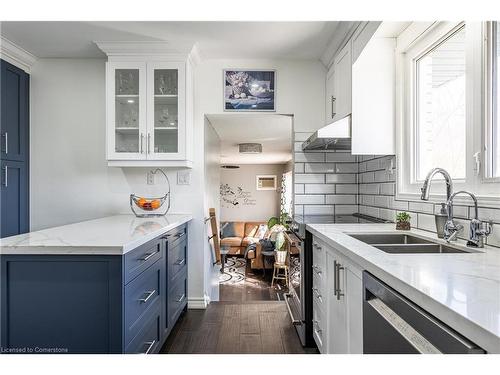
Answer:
[1, 159, 29, 238]
[0, 224, 188, 354]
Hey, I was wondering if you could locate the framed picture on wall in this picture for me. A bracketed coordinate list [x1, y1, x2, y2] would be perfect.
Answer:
[223, 69, 276, 111]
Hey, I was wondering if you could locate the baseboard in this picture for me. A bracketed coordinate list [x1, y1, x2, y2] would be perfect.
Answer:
[188, 294, 210, 309]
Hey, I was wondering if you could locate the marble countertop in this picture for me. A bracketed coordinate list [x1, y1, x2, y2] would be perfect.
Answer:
[0, 214, 193, 255]
[306, 223, 500, 353]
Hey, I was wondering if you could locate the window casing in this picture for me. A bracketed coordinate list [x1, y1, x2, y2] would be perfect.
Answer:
[397, 22, 500, 207]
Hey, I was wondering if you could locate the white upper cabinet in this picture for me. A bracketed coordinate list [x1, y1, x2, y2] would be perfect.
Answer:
[332, 41, 352, 121]
[351, 27, 396, 155]
[325, 68, 336, 122]
[97, 42, 194, 168]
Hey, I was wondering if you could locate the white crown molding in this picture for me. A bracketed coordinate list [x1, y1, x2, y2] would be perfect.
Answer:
[94, 41, 195, 59]
[320, 21, 359, 69]
[0, 37, 37, 73]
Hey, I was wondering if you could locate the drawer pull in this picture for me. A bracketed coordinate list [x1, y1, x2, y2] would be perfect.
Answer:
[175, 232, 186, 239]
[312, 265, 322, 275]
[175, 293, 186, 303]
[313, 288, 323, 302]
[144, 340, 156, 354]
[174, 258, 186, 266]
[138, 290, 156, 304]
[140, 252, 156, 262]
[313, 320, 322, 334]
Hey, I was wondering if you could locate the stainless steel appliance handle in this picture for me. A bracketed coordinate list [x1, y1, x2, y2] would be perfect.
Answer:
[138, 290, 156, 304]
[144, 340, 156, 354]
[335, 261, 344, 300]
[284, 293, 303, 326]
[367, 297, 442, 354]
[2, 166, 7, 187]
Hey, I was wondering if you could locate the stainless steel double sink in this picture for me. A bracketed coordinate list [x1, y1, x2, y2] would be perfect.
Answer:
[348, 233, 481, 254]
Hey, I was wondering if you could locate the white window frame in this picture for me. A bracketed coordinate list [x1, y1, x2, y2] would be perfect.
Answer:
[484, 21, 500, 182]
[256, 175, 277, 191]
[396, 21, 500, 208]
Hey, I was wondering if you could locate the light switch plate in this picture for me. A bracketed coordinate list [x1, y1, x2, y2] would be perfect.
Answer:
[177, 170, 191, 185]
[147, 171, 155, 185]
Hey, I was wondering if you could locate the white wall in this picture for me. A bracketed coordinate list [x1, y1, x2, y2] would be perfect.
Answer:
[220, 164, 284, 222]
[203, 117, 221, 301]
[29, 57, 326, 306]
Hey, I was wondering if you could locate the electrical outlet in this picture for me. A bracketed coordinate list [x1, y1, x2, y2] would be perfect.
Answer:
[177, 170, 191, 185]
[147, 172, 155, 185]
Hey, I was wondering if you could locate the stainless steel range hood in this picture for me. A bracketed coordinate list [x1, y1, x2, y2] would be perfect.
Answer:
[302, 115, 351, 151]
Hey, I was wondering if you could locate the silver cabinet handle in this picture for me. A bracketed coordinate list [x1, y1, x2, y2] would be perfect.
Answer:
[331, 96, 336, 119]
[138, 290, 156, 304]
[147, 133, 151, 154]
[140, 133, 144, 153]
[174, 258, 186, 266]
[1, 132, 7, 154]
[313, 287, 323, 302]
[334, 260, 344, 300]
[140, 252, 156, 262]
[367, 297, 441, 354]
[313, 265, 322, 275]
[144, 340, 156, 354]
[313, 320, 322, 334]
[313, 243, 322, 251]
[2, 166, 7, 187]
[175, 293, 186, 303]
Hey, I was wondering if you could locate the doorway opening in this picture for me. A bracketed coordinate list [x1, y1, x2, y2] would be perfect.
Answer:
[206, 114, 294, 302]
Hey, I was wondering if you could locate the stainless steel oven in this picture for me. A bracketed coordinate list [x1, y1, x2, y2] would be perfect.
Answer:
[285, 214, 388, 347]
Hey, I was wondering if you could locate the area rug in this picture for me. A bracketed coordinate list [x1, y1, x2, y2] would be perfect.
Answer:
[219, 257, 246, 284]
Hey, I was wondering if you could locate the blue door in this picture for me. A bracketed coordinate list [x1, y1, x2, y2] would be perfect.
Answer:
[0, 59, 29, 238]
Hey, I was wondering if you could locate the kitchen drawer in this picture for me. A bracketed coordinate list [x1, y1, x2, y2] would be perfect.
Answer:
[125, 304, 161, 354]
[313, 299, 327, 353]
[124, 259, 163, 344]
[312, 260, 325, 291]
[166, 224, 187, 248]
[168, 238, 187, 283]
[168, 268, 187, 327]
[312, 237, 326, 269]
[124, 237, 164, 284]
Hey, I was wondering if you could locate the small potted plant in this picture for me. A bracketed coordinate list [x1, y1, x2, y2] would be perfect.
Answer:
[396, 212, 411, 231]
[268, 223, 287, 264]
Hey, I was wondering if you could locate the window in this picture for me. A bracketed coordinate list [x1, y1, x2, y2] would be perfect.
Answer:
[486, 21, 500, 178]
[415, 26, 466, 181]
[256, 175, 277, 190]
[398, 22, 500, 206]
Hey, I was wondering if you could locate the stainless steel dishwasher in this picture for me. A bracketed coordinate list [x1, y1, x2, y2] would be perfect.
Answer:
[362, 272, 485, 354]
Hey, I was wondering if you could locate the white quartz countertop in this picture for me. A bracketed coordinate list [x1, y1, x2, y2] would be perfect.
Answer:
[306, 223, 500, 353]
[0, 214, 193, 255]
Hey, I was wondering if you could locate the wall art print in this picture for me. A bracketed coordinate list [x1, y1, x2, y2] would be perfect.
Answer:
[224, 69, 276, 111]
[220, 183, 256, 207]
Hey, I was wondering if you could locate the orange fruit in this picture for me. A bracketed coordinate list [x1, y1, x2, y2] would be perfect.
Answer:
[151, 199, 161, 209]
[137, 197, 147, 207]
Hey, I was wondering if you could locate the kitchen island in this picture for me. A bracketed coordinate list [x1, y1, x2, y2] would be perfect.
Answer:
[307, 223, 500, 354]
[0, 214, 192, 354]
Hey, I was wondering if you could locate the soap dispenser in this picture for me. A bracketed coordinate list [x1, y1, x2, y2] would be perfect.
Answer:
[435, 203, 448, 238]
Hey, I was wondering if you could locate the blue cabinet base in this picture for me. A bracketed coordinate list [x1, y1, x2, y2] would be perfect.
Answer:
[0, 224, 188, 354]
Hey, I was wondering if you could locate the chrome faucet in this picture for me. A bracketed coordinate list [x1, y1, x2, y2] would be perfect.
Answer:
[445, 191, 492, 247]
[420, 168, 453, 202]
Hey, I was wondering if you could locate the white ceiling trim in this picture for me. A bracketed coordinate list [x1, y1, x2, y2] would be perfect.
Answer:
[0, 36, 37, 73]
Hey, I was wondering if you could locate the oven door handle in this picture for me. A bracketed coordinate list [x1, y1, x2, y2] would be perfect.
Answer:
[284, 293, 303, 326]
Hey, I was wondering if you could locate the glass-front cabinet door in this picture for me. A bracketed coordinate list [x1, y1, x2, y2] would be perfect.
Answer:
[147, 62, 185, 160]
[107, 62, 146, 160]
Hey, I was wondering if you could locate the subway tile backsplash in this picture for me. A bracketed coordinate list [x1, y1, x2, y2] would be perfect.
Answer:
[294, 131, 500, 248]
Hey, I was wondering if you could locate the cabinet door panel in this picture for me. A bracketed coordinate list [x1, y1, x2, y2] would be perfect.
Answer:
[147, 62, 186, 160]
[1, 60, 29, 162]
[325, 68, 336, 123]
[0, 160, 28, 237]
[107, 62, 147, 160]
[326, 251, 348, 354]
[333, 42, 352, 120]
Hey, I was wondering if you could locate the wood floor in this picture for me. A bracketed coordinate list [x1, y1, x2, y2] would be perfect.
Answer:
[160, 301, 317, 354]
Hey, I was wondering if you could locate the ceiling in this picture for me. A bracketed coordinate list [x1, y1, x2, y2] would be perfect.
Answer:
[206, 114, 292, 165]
[0, 21, 342, 59]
